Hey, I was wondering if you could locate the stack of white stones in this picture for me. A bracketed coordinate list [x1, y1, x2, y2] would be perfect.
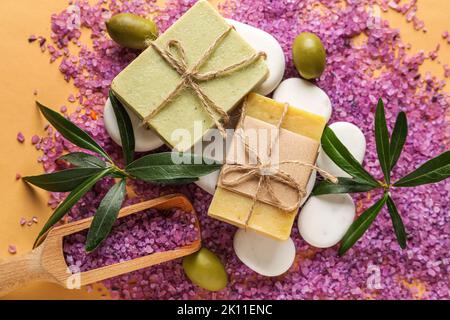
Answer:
[103, 20, 367, 277]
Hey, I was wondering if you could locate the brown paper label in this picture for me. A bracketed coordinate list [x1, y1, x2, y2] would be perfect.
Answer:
[218, 116, 319, 210]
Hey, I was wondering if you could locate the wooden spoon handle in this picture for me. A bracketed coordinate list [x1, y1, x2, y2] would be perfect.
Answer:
[0, 246, 50, 297]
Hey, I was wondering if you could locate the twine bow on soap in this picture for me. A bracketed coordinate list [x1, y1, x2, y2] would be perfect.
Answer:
[220, 100, 338, 226]
[143, 26, 267, 136]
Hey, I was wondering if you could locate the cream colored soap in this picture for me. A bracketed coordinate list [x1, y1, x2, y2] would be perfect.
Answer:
[208, 94, 326, 240]
[111, 0, 268, 151]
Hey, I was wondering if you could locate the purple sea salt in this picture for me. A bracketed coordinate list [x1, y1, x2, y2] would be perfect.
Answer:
[16, 132, 25, 143]
[32, 0, 448, 300]
[63, 208, 199, 272]
[31, 135, 40, 145]
[8, 245, 17, 255]
[28, 35, 37, 43]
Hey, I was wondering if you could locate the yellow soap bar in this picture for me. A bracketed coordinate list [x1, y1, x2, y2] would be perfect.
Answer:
[208, 93, 326, 240]
[245, 93, 325, 141]
[209, 187, 297, 240]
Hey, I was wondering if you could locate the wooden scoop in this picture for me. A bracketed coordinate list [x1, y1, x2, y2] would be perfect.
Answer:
[0, 194, 201, 297]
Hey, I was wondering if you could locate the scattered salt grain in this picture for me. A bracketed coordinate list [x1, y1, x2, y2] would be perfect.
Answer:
[31, 135, 40, 145]
[16, 132, 25, 143]
[39, 37, 46, 47]
[28, 35, 37, 43]
[19, 217, 27, 226]
[443, 64, 450, 78]
[8, 245, 17, 255]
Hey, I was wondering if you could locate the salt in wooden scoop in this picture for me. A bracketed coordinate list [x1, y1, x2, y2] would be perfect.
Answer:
[0, 194, 201, 297]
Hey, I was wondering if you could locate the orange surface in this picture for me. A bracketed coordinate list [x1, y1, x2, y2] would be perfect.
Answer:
[0, 0, 448, 299]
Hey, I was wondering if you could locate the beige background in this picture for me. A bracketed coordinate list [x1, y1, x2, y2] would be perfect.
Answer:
[0, 0, 448, 299]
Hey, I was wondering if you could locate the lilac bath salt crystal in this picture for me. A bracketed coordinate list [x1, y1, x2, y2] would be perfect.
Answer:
[8, 245, 17, 255]
[19, 217, 27, 226]
[33, 0, 448, 299]
[31, 135, 40, 145]
[16, 132, 25, 143]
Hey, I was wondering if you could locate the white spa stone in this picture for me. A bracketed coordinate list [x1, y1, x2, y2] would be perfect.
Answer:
[233, 228, 296, 277]
[104, 98, 164, 152]
[226, 19, 285, 96]
[196, 171, 220, 195]
[298, 194, 356, 248]
[190, 128, 228, 194]
[272, 78, 332, 122]
[316, 121, 366, 178]
[300, 170, 316, 206]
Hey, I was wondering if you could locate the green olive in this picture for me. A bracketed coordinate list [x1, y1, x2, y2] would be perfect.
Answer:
[292, 32, 326, 80]
[182, 248, 228, 291]
[106, 13, 158, 50]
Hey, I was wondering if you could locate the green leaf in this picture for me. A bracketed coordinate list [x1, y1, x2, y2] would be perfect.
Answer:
[394, 151, 450, 187]
[126, 152, 222, 182]
[59, 152, 107, 168]
[23, 167, 106, 192]
[37, 102, 111, 161]
[156, 178, 199, 185]
[34, 168, 112, 248]
[312, 177, 379, 196]
[85, 179, 126, 252]
[386, 195, 407, 249]
[339, 193, 388, 256]
[109, 91, 135, 165]
[375, 99, 391, 184]
[389, 112, 407, 171]
[321, 126, 379, 187]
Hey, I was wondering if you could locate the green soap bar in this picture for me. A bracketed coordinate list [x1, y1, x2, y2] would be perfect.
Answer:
[111, 0, 268, 151]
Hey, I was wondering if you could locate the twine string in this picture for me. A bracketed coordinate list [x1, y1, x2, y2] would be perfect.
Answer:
[143, 26, 267, 136]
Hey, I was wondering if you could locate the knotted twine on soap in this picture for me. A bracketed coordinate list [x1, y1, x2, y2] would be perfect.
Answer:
[143, 26, 267, 136]
[221, 99, 338, 227]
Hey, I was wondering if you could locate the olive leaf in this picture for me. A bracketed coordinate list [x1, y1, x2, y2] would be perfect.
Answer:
[389, 111, 407, 171]
[307, 99, 448, 255]
[85, 179, 126, 252]
[109, 90, 135, 165]
[394, 151, 450, 187]
[386, 195, 407, 249]
[59, 152, 107, 168]
[37, 102, 112, 162]
[321, 126, 379, 187]
[23, 167, 106, 192]
[339, 193, 388, 256]
[156, 178, 199, 185]
[312, 177, 378, 196]
[30, 104, 223, 251]
[375, 99, 391, 184]
[34, 168, 113, 248]
[126, 152, 222, 182]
